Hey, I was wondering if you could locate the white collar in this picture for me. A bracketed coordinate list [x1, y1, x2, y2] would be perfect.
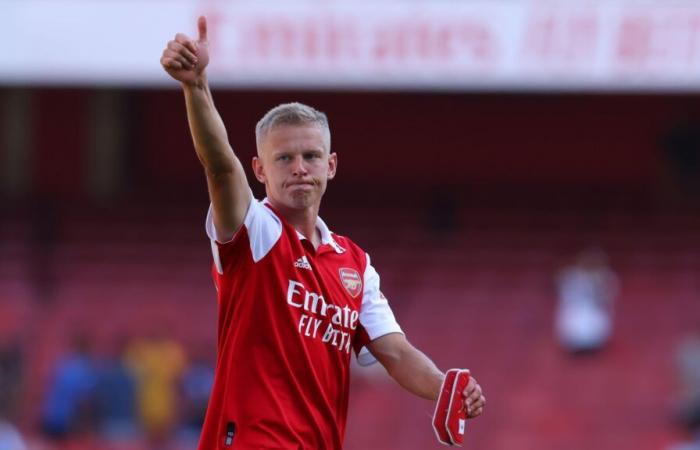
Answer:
[263, 198, 345, 253]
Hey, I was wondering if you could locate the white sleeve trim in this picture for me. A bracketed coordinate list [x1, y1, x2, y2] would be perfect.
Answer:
[357, 347, 376, 367]
[205, 199, 283, 274]
[205, 199, 251, 244]
[356, 253, 403, 366]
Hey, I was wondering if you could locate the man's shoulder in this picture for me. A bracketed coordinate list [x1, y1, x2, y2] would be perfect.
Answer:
[330, 232, 354, 246]
[329, 232, 368, 258]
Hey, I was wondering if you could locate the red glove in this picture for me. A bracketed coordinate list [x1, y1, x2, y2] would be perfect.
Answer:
[433, 369, 470, 446]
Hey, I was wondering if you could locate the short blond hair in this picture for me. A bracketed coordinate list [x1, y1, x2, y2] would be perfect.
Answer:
[255, 102, 331, 152]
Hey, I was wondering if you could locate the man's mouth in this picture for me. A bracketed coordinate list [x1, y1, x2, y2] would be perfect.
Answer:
[287, 181, 315, 188]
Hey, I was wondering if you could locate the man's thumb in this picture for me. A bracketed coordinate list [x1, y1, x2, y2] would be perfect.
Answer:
[198, 15, 208, 41]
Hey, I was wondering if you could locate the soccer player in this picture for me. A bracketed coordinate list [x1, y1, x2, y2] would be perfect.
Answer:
[160, 16, 485, 449]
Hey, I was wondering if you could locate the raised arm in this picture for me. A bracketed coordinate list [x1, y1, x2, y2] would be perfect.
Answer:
[160, 16, 251, 240]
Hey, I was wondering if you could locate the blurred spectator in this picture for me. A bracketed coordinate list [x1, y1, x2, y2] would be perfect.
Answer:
[0, 337, 23, 421]
[40, 334, 98, 440]
[674, 329, 700, 449]
[554, 247, 619, 354]
[126, 329, 186, 448]
[0, 420, 26, 450]
[95, 337, 138, 442]
[179, 345, 214, 442]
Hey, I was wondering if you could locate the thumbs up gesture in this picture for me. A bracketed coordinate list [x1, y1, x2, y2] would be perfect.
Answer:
[161, 16, 210, 85]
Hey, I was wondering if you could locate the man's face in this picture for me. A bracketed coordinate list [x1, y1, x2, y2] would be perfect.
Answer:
[253, 124, 337, 211]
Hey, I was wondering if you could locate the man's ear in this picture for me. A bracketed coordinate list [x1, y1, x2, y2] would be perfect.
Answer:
[252, 156, 266, 183]
[327, 152, 337, 180]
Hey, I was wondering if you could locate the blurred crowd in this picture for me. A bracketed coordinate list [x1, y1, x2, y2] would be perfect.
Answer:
[3, 244, 700, 449]
[0, 333, 25, 450]
[0, 330, 213, 450]
[554, 247, 618, 356]
[673, 329, 700, 450]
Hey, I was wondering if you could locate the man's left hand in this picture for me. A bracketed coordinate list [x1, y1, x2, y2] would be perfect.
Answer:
[464, 376, 485, 418]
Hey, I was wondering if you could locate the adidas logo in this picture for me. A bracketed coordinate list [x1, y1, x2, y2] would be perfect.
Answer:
[294, 256, 312, 270]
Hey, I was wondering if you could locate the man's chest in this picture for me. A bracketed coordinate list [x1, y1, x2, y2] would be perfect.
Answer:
[264, 236, 365, 355]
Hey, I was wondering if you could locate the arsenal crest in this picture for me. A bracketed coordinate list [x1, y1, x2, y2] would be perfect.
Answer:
[339, 268, 362, 298]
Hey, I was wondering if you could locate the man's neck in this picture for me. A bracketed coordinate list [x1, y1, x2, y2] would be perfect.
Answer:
[270, 200, 322, 249]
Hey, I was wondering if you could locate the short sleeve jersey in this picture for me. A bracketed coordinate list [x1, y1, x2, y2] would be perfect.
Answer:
[198, 198, 403, 450]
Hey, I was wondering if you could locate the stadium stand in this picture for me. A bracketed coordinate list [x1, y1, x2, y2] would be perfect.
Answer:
[1, 200, 697, 449]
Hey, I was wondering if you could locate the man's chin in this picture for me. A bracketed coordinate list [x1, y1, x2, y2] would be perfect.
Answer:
[290, 193, 315, 208]
[280, 191, 319, 210]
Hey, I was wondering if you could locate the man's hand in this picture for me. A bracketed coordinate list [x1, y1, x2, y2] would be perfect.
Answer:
[464, 375, 485, 418]
[160, 16, 210, 85]
[433, 370, 485, 446]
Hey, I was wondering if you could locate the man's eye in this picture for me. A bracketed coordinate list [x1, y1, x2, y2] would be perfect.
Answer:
[304, 153, 320, 160]
[278, 155, 290, 161]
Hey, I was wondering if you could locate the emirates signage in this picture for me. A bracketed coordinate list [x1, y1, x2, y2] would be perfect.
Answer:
[5, 0, 700, 91]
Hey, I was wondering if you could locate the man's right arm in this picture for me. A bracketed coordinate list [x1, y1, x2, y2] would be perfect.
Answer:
[161, 16, 251, 240]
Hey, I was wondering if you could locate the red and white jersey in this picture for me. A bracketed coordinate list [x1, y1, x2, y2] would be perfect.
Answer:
[198, 198, 402, 450]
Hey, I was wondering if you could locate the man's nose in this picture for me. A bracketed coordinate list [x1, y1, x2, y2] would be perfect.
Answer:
[291, 156, 308, 176]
